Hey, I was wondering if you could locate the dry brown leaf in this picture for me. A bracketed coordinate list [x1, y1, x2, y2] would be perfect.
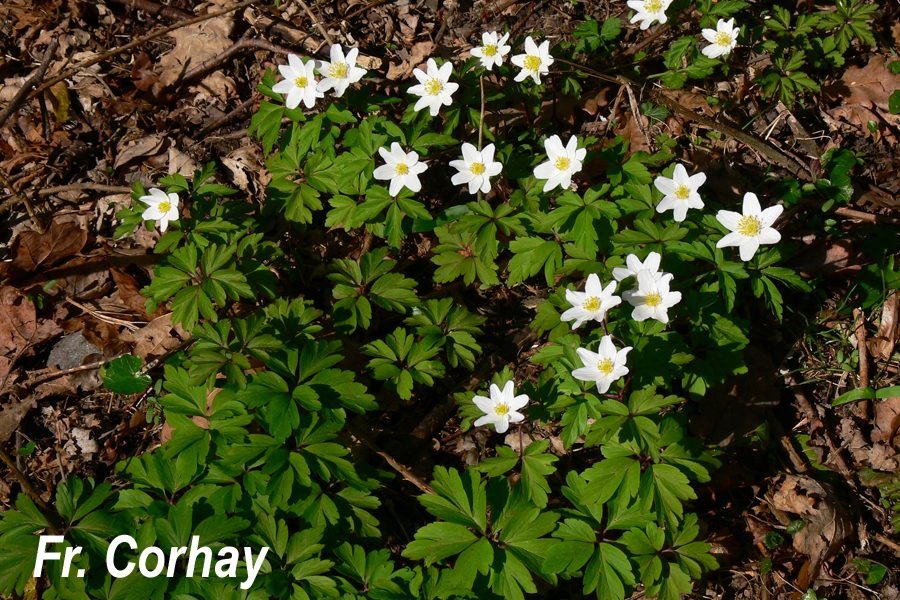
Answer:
[0, 286, 60, 359]
[158, 17, 233, 87]
[114, 134, 166, 169]
[120, 313, 187, 360]
[824, 55, 900, 141]
[868, 291, 899, 360]
[0, 397, 36, 444]
[10, 221, 88, 273]
[873, 397, 900, 446]
[769, 474, 852, 589]
[52, 256, 111, 300]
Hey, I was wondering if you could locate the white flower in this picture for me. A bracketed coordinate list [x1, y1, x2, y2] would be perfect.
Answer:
[473, 380, 528, 433]
[572, 336, 632, 394]
[272, 54, 324, 109]
[408, 58, 459, 117]
[654, 164, 707, 222]
[511, 36, 554, 85]
[701, 18, 740, 59]
[626, 0, 672, 30]
[561, 274, 621, 329]
[315, 43, 367, 97]
[623, 271, 682, 323]
[449, 143, 503, 195]
[715, 192, 783, 261]
[139, 188, 179, 232]
[373, 142, 428, 197]
[612, 251, 663, 282]
[471, 31, 511, 70]
[533, 135, 586, 192]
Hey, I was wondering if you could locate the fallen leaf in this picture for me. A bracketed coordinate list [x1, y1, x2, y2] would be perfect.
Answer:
[0, 286, 61, 358]
[120, 313, 187, 360]
[158, 17, 233, 87]
[868, 291, 899, 360]
[52, 256, 111, 300]
[769, 474, 852, 589]
[873, 397, 900, 446]
[0, 397, 36, 444]
[114, 133, 166, 169]
[9, 221, 88, 273]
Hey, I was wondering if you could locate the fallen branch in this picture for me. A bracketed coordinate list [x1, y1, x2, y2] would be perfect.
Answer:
[0, 39, 58, 131]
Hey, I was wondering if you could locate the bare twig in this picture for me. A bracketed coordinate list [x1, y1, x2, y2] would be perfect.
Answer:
[28, 360, 110, 386]
[348, 422, 434, 494]
[784, 372, 853, 477]
[108, 0, 193, 20]
[297, 0, 334, 46]
[852, 308, 869, 421]
[181, 36, 293, 84]
[0, 170, 43, 232]
[0, 446, 60, 531]
[0, 39, 58, 131]
[28, 0, 259, 101]
[37, 183, 133, 196]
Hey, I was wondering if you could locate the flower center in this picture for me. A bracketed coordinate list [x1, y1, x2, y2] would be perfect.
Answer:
[644, 292, 662, 307]
[715, 32, 732, 46]
[470, 162, 486, 175]
[674, 185, 690, 200]
[294, 76, 308, 88]
[483, 44, 497, 57]
[597, 358, 614, 374]
[328, 62, 348, 79]
[737, 215, 762, 237]
[582, 296, 601, 312]
[554, 156, 571, 171]
[158, 200, 171, 213]
[424, 78, 443, 96]
[494, 403, 509, 416]
[395, 163, 409, 176]
[523, 55, 542, 72]
[644, 0, 663, 11]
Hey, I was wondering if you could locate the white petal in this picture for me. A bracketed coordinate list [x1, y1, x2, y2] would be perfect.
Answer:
[742, 192, 762, 216]
[716, 231, 744, 249]
[757, 228, 781, 245]
[598, 335, 615, 358]
[738, 237, 760, 261]
[474, 415, 494, 428]
[760, 204, 784, 227]
[716, 210, 742, 231]
[654, 176, 676, 196]
[544, 135, 565, 159]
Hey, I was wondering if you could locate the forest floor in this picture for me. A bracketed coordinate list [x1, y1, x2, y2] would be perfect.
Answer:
[2, 0, 900, 599]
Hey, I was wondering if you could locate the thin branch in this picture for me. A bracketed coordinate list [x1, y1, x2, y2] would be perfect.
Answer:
[37, 183, 133, 196]
[347, 423, 434, 494]
[0, 39, 58, 130]
[0, 446, 60, 531]
[0, 171, 43, 232]
[297, 0, 333, 46]
[28, 0, 260, 101]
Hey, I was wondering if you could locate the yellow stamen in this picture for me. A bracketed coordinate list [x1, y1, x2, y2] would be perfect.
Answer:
[644, 292, 662, 307]
[424, 78, 443, 96]
[582, 296, 601, 312]
[395, 164, 409, 176]
[158, 201, 171, 213]
[470, 162, 486, 175]
[737, 215, 762, 236]
[483, 44, 497, 57]
[715, 32, 732, 46]
[597, 359, 614, 374]
[644, 0, 663, 11]
[523, 55, 542, 72]
[328, 62, 348, 79]
[494, 403, 509, 416]
[555, 156, 571, 171]
[674, 185, 690, 199]
[294, 76, 308, 88]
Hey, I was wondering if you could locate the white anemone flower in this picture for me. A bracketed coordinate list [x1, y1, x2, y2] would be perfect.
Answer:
[449, 143, 503, 195]
[272, 54, 324, 109]
[612, 251, 663, 282]
[471, 31, 511, 70]
[572, 336, 632, 394]
[654, 164, 707, 222]
[408, 58, 459, 117]
[623, 271, 682, 323]
[473, 381, 529, 433]
[715, 192, 783, 261]
[533, 135, 586, 192]
[511, 36, 554, 85]
[561, 274, 621, 329]
[140, 188, 179, 232]
[315, 43, 367, 97]
[373, 143, 428, 197]
[626, 0, 673, 30]
[701, 18, 740, 59]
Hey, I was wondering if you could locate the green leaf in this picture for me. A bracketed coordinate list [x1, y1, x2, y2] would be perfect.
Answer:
[402, 522, 478, 564]
[102, 355, 152, 395]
